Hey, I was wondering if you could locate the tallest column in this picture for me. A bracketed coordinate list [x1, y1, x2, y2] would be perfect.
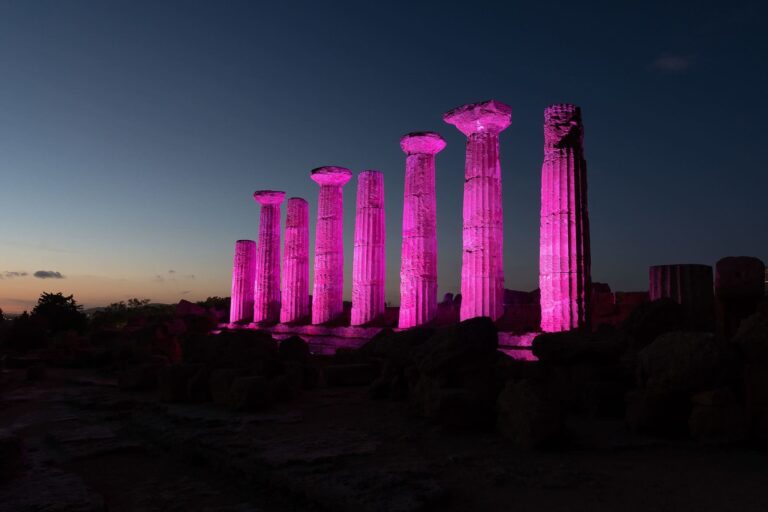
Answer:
[539, 104, 591, 332]
[444, 100, 511, 321]
[311, 166, 353, 325]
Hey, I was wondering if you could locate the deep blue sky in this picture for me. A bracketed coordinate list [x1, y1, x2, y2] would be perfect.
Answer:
[1, 0, 766, 312]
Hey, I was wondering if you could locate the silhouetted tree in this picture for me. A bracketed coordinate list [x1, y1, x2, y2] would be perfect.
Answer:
[31, 292, 87, 334]
[196, 296, 230, 313]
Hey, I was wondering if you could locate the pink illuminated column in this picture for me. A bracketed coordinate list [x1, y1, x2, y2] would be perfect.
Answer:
[398, 132, 446, 328]
[253, 190, 285, 324]
[351, 170, 386, 326]
[280, 197, 309, 324]
[444, 100, 511, 321]
[539, 104, 592, 332]
[229, 239, 257, 324]
[311, 166, 353, 325]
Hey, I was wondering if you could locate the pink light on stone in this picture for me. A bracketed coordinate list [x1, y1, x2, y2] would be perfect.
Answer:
[444, 100, 511, 322]
[539, 104, 592, 332]
[281, 197, 310, 324]
[351, 170, 386, 326]
[229, 239, 257, 324]
[311, 166, 353, 325]
[253, 190, 285, 324]
[398, 132, 446, 328]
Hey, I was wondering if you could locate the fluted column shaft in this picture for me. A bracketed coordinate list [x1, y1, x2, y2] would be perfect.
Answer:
[281, 198, 309, 323]
[253, 190, 285, 324]
[229, 240, 256, 324]
[539, 104, 591, 332]
[444, 100, 511, 322]
[399, 132, 445, 328]
[649, 264, 714, 330]
[351, 171, 386, 325]
[311, 166, 352, 325]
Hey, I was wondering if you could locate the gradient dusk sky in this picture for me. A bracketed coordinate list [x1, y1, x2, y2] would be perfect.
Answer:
[1, 1, 767, 313]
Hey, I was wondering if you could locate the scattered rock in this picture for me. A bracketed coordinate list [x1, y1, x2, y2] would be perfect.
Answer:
[637, 331, 734, 394]
[621, 299, 686, 349]
[731, 312, 768, 363]
[689, 389, 748, 443]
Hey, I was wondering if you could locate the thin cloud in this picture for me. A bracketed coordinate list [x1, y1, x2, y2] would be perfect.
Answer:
[0, 271, 28, 279]
[153, 274, 165, 283]
[168, 270, 176, 274]
[184, 274, 195, 280]
[651, 54, 694, 73]
[33, 270, 65, 279]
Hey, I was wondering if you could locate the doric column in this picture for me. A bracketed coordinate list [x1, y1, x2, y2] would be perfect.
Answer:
[649, 264, 714, 331]
[398, 132, 446, 328]
[311, 166, 352, 325]
[253, 190, 285, 324]
[443, 100, 511, 321]
[539, 104, 592, 332]
[351, 170, 386, 326]
[280, 197, 309, 324]
[229, 239, 256, 324]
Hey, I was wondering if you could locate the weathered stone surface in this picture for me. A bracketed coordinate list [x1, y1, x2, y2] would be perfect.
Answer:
[731, 312, 768, 362]
[444, 100, 511, 322]
[531, 329, 624, 363]
[716, 257, 767, 339]
[253, 190, 285, 324]
[539, 104, 591, 332]
[229, 239, 257, 324]
[281, 198, 310, 324]
[351, 170, 386, 326]
[621, 298, 686, 349]
[689, 389, 748, 443]
[311, 166, 353, 325]
[649, 264, 714, 331]
[496, 379, 565, 448]
[399, 132, 445, 329]
[637, 332, 733, 394]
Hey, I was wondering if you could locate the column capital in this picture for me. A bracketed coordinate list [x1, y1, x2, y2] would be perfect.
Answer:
[443, 99, 512, 136]
[544, 103, 583, 149]
[253, 190, 286, 205]
[400, 132, 446, 155]
[311, 166, 352, 186]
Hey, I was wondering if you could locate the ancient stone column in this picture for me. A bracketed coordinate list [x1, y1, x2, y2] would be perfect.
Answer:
[649, 264, 714, 331]
[398, 132, 446, 328]
[253, 190, 285, 324]
[539, 104, 592, 332]
[351, 170, 386, 326]
[280, 197, 310, 324]
[311, 166, 352, 325]
[229, 239, 256, 324]
[444, 100, 511, 321]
